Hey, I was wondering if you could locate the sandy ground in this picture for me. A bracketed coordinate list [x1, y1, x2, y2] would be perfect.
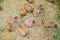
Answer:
[0, 0, 57, 40]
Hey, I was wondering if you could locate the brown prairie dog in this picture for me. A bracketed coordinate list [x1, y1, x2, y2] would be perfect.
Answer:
[41, 21, 57, 28]
[24, 18, 35, 27]
[18, 24, 29, 37]
[24, 3, 33, 12]
[10, 16, 20, 22]
[33, 4, 42, 17]
[19, 8, 27, 17]
[7, 20, 14, 32]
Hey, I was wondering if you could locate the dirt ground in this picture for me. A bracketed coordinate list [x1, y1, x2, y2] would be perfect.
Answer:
[0, 0, 57, 40]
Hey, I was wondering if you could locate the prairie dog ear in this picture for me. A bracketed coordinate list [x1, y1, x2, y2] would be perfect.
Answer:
[24, 3, 33, 12]
[18, 24, 29, 37]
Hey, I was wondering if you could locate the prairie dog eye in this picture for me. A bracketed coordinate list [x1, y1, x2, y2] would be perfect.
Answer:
[24, 3, 33, 12]
[19, 8, 27, 17]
